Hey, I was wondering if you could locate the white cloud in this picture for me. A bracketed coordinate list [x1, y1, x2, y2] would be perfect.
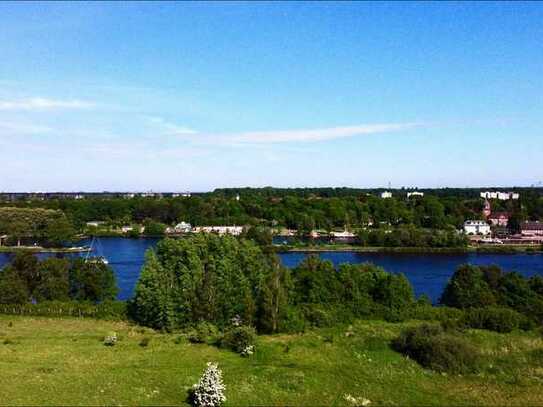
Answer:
[188, 122, 422, 144]
[230, 123, 422, 143]
[0, 97, 95, 111]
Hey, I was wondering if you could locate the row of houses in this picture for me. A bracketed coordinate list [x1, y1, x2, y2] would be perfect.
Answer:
[464, 220, 543, 237]
[165, 223, 244, 236]
[480, 191, 520, 200]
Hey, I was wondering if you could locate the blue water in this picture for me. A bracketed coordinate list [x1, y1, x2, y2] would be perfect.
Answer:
[1, 238, 542, 302]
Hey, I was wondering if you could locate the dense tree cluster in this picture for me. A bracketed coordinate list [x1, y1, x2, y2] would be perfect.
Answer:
[129, 234, 281, 331]
[129, 235, 416, 332]
[0, 207, 75, 246]
[440, 264, 543, 324]
[0, 252, 117, 304]
[357, 226, 467, 248]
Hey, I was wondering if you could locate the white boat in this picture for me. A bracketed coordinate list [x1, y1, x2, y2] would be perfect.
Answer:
[86, 256, 109, 265]
[85, 237, 110, 265]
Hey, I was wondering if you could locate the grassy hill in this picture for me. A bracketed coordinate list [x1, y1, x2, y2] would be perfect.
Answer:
[0, 316, 542, 406]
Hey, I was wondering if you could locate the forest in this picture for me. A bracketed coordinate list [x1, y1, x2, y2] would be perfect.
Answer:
[1, 188, 542, 237]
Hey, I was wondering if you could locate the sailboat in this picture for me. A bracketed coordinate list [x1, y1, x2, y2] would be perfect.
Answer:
[85, 236, 109, 265]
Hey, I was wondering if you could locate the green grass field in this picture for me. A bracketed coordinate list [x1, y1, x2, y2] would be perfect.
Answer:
[1, 316, 542, 406]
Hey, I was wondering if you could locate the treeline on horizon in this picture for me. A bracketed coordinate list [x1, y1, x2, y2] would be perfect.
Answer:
[1, 187, 542, 236]
[1, 234, 542, 336]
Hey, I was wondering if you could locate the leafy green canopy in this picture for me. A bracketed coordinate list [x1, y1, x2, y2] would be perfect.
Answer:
[0, 252, 118, 304]
[0, 207, 74, 246]
[130, 235, 416, 332]
[440, 264, 543, 324]
[130, 235, 283, 331]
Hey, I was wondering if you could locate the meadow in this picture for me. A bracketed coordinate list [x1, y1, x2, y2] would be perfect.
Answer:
[1, 316, 542, 406]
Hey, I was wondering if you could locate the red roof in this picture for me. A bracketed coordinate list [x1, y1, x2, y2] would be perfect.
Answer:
[489, 212, 509, 219]
[521, 221, 543, 231]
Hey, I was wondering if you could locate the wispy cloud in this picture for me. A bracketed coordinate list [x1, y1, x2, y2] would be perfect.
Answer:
[177, 122, 422, 145]
[0, 121, 53, 135]
[228, 123, 422, 144]
[147, 116, 196, 136]
[0, 97, 95, 111]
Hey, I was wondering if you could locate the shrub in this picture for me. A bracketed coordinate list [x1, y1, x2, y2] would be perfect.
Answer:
[0, 300, 126, 320]
[461, 307, 529, 333]
[406, 304, 464, 322]
[189, 362, 226, 407]
[221, 325, 256, 354]
[103, 332, 117, 346]
[392, 324, 480, 374]
[300, 304, 354, 327]
[278, 306, 306, 333]
[188, 322, 220, 344]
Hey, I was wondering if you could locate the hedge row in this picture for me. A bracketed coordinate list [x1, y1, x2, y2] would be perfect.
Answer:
[0, 300, 126, 320]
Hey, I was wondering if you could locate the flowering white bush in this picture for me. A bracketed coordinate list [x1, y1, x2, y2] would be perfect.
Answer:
[103, 332, 117, 346]
[240, 345, 254, 357]
[344, 393, 371, 406]
[190, 362, 226, 407]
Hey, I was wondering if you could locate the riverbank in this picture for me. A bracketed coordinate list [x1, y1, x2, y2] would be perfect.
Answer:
[0, 246, 91, 253]
[277, 244, 543, 254]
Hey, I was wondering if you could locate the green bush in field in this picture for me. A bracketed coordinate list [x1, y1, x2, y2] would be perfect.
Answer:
[278, 306, 306, 333]
[461, 307, 530, 333]
[392, 324, 481, 374]
[188, 322, 220, 344]
[221, 325, 256, 355]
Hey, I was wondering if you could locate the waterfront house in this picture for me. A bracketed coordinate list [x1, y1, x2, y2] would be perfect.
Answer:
[193, 226, 244, 236]
[86, 221, 106, 227]
[174, 221, 192, 233]
[330, 230, 356, 239]
[521, 221, 543, 236]
[463, 220, 491, 236]
[488, 212, 509, 227]
[0, 235, 7, 246]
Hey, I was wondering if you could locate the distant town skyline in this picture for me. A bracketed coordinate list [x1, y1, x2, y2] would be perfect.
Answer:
[1, 2, 542, 191]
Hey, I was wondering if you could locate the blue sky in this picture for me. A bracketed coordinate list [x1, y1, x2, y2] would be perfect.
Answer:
[0, 1, 542, 191]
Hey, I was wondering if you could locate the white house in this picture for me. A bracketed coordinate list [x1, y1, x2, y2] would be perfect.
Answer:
[330, 231, 356, 239]
[193, 226, 244, 236]
[463, 220, 491, 236]
[86, 221, 105, 227]
[407, 191, 424, 198]
[174, 221, 192, 233]
[480, 191, 519, 200]
[480, 191, 498, 199]
[381, 191, 392, 199]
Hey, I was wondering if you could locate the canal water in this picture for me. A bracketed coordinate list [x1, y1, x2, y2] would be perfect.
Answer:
[1, 237, 542, 302]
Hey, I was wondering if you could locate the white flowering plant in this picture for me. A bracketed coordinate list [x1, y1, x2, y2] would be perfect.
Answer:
[240, 345, 254, 357]
[344, 393, 371, 406]
[190, 362, 226, 407]
[103, 332, 117, 346]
